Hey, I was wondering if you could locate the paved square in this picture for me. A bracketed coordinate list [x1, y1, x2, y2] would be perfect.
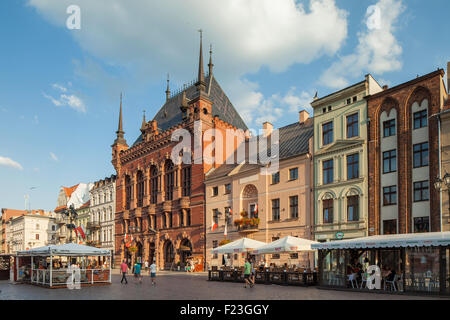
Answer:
[0, 272, 446, 300]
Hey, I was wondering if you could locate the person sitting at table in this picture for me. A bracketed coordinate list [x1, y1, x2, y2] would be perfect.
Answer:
[385, 268, 396, 282]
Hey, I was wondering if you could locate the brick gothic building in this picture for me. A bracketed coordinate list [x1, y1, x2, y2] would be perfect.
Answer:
[367, 69, 448, 235]
[112, 37, 247, 269]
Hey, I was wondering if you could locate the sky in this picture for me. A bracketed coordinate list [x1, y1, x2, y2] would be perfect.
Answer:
[0, 0, 449, 211]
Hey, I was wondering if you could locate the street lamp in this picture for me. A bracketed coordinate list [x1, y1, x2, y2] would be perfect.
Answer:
[435, 173, 450, 229]
[58, 204, 78, 243]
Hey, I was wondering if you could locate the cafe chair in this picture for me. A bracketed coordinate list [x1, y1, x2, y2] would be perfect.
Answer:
[348, 273, 358, 288]
[360, 273, 368, 289]
[384, 275, 398, 292]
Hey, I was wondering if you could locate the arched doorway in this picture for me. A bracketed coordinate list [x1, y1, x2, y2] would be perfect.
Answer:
[136, 242, 143, 264]
[163, 240, 174, 269]
[179, 239, 192, 268]
[148, 242, 156, 264]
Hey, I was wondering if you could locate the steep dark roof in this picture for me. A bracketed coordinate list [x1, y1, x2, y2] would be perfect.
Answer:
[132, 75, 248, 147]
[206, 118, 313, 180]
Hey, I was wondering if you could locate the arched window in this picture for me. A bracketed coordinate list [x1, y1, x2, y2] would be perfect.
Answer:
[125, 175, 132, 210]
[165, 160, 175, 201]
[150, 166, 158, 204]
[137, 170, 144, 207]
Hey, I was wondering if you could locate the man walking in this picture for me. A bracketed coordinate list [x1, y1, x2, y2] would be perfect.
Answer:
[243, 258, 253, 288]
[120, 259, 128, 284]
[149, 260, 157, 286]
[134, 261, 142, 284]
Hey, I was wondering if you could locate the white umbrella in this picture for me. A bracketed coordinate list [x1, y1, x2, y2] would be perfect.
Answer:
[251, 236, 319, 254]
[211, 238, 266, 254]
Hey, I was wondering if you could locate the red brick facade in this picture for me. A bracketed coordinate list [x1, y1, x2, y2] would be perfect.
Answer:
[367, 70, 446, 235]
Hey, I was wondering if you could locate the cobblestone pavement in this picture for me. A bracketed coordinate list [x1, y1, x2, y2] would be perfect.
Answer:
[0, 273, 446, 300]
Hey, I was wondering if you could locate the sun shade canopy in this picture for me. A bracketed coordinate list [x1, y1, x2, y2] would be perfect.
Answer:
[311, 232, 450, 250]
[252, 236, 319, 254]
[17, 243, 111, 257]
[211, 238, 266, 254]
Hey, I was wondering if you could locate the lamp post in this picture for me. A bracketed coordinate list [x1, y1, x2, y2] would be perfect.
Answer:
[434, 173, 450, 231]
[58, 205, 78, 243]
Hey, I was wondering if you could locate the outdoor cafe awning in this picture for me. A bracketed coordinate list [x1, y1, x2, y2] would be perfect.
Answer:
[252, 236, 319, 254]
[211, 238, 266, 254]
[16, 243, 111, 257]
[311, 232, 450, 250]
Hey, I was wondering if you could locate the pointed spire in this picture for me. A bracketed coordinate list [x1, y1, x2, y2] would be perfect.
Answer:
[114, 92, 127, 146]
[208, 44, 214, 76]
[165, 73, 170, 102]
[141, 110, 146, 131]
[118, 92, 124, 133]
[195, 29, 206, 92]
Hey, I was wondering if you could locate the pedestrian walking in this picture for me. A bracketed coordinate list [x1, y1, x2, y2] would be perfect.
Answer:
[243, 258, 253, 288]
[250, 258, 256, 286]
[150, 260, 157, 286]
[144, 260, 149, 272]
[120, 259, 128, 284]
[133, 261, 142, 284]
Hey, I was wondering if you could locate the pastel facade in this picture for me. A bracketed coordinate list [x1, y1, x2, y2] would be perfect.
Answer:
[312, 75, 383, 242]
[205, 113, 314, 267]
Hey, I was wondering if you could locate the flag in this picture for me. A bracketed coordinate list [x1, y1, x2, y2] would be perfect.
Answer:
[224, 222, 227, 237]
[254, 204, 258, 217]
[76, 225, 86, 240]
[211, 220, 218, 232]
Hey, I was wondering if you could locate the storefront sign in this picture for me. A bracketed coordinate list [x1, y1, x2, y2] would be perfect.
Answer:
[335, 232, 344, 240]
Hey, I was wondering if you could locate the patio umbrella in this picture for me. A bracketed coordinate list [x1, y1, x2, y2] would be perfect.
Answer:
[211, 238, 266, 254]
[251, 236, 319, 254]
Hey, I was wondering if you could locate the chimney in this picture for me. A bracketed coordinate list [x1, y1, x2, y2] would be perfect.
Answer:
[299, 110, 310, 124]
[383, 85, 389, 90]
[263, 122, 273, 137]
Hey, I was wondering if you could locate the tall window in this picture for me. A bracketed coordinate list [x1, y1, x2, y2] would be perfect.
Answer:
[165, 160, 175, 201]
[383, 150, 397, 174]
[383, 119, 396, 137]
[413, 142, 429, 168]
[213, 209, 219, 226]
[224, 183, 232, 194]
[414, 217, 429, 233]
[346, 113, 359, 138]
[168, 212, 173, 228]
[323, 199, 333, 224]
[347, 153, 359, 180]
[272, 199, 280, 221]
[383, 186, 397, 206]
[162, 214, 167, 229]
[272, 172, 280, 184]
[186, 210, 191, 226]
[289, 168, 298, 181]
[125, 175, 132, 210]
[322, 121, 333, 146]
[323, 159, 334, 185]
[137, 171, 144, 207]
[414, 110, 428, 129]
[414, 181, 429, 202]
[179, 211, 184, 227]
[289, 196, 298, 219]
[383, 220, 397, 235]
[347, 196, 359, 222]
[212, 186, 219, 197]
[225, 207, 232, 225]
[150, 166, 158, 204]
[182, 166, 191, 197]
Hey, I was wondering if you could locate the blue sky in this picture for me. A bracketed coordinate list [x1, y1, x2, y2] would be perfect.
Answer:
[0, 0, 449, 211]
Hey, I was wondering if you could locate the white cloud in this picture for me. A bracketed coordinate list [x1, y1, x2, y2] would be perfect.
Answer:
[0, 156, 23, 170]
[319, 0, 405, 89]
[52, 83, 68, 92]
[50, 152, 59, 162]
[29, 0, 348, 126]
[43, 84, 86, 113]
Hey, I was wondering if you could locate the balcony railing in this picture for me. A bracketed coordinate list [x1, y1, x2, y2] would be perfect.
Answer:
[237, 224, 259, 233]
[87, 221, 101, 230]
